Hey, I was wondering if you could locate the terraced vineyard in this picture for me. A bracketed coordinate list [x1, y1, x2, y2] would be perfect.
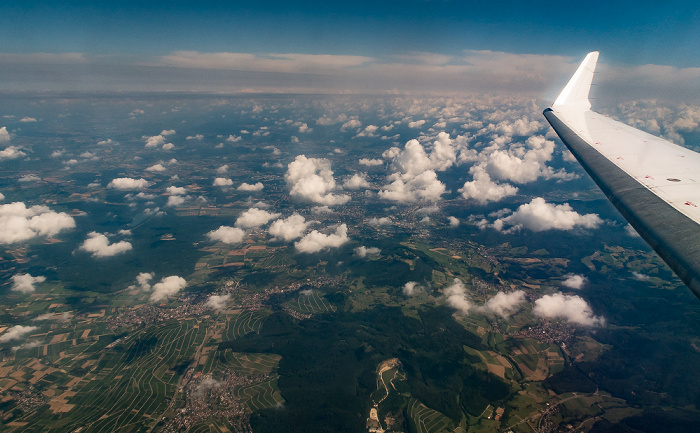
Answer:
[203, 349, 281, 376]
[224, 310, 270, 341]
[284, 291, 336, 315]
[407, 398, 454, 433]
[15, 319, 206, 432]
[233, 377, 284, 411]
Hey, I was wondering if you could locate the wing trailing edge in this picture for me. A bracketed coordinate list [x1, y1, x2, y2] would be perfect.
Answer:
[544, 52, 700, 298]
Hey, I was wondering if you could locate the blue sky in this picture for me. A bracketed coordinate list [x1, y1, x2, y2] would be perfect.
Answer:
[1, 1, 699, 96]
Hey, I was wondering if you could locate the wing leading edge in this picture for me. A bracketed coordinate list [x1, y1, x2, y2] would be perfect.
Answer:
[543, 52, 700, 298]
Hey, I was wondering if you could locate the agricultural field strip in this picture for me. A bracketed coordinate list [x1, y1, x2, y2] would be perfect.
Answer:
[408, 398, 452, 433]
[43, 320, 203, 431]
[226, 311, 266, 340]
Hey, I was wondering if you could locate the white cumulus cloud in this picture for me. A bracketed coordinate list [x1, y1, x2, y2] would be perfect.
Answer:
[237, 182, 264, 192]
[205, 294, 231, 311]
[235, 208, 281, 229]
[343, 173, 370, 190]
[493, 198, 602, 233]
[0, 202, 75, 243]
[0, 126, 11, 143]
[458, 166, 518, 204]
[562, 274, 587, 290]
[150, 276, 186, 302]
[108, 177, 149, 190]
[354, 246, 380, 258]
[285, 155, 350, 205]
[11, 273, 46, 294]
[0, 145, 25, 160]
[403, 281, 422, 296]
[0, 325, 39, 343]
[481, 290, 526, 318]
[135, 272, 155, 291]
[444, 279, 472, 314]
[206, 226, 245, 244]
[268, 213, 309, 241]
[80, 232, 133, 257]
[295, 223, 349, 253]
[213, 177, 233, 186]
[533, 293, 604, 326]
[359, 158, 383, 166]
[146, 163, 166, 172]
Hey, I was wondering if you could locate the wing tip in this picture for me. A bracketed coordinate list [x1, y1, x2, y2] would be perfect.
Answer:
[552, 51, 600, 110]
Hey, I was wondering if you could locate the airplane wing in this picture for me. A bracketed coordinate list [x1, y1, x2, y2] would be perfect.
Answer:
[543, 52, 700, 298]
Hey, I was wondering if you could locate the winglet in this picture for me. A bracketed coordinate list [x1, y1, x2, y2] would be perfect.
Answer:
[552, 51, 599, 111]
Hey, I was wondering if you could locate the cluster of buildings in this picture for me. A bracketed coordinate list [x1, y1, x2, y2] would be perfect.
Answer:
[159, 371, 275, 433]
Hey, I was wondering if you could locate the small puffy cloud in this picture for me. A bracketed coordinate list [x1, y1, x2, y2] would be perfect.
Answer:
[146, 163, 166, 172]
[186, 134, 203, 140]
[403, 281, 422, 296]
[493, 198, 602, 233]
[444, 279, 472, 315]
[108, 177, 149, 190]
[481, 290, 526, 318]
[161, 129, 176, 136]
[0, 193, 4, 201]
[136, 272, 155, 290]
[145, 134, 166, 148]
[20, 117, 37, 123]
[285, 155, 350, 205]
[237, 182, 264, 192]
[298, 123, 312, 133]
[343, 173, 369, 190]
[226, 134, 242, 142]
[379, 169, 446, 202]
[316, 116, 335, 125]
[18, 174, 40, 182]
[341, 119, 362, 131]
[0, 145, 25, 160]
[632, 271, 651, 281]
[0, 202, 76, 243]
[269, 213, 309, 241]
[378, 134, 460, 203]
[448, 216, 460, 227]
[359, 158, 383, 166]
[625, 224, 641, 237]
[213, 177, 233, 186]
[408, 119, 426, 128]
[166, 195, 187, 207]
[166, 186, 187, 195]
[150, 276, 186, 302]
[295, 223, 349, 253]
[207, 226, 245, 244]
[458, 167, 518, 204]
[368, 217, 392, 226]
[80, 232, 133, 257]
[216, 165, 229, 173]
[206, 294, 231, 311]
[355, 125, 378, 137]
[11, 273, 46, 293]
[162, 143, 174, 151]
[562, 274, 587, 290]
[354, 246, 380, 258]
[533, 293, 604, 326]
[0, 126, 11, 143]
[0, 325, 38, 343]
[235, 208, 281, 229]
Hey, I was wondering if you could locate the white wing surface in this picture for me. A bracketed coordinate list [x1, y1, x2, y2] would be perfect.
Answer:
[543, 52, 700, 298]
